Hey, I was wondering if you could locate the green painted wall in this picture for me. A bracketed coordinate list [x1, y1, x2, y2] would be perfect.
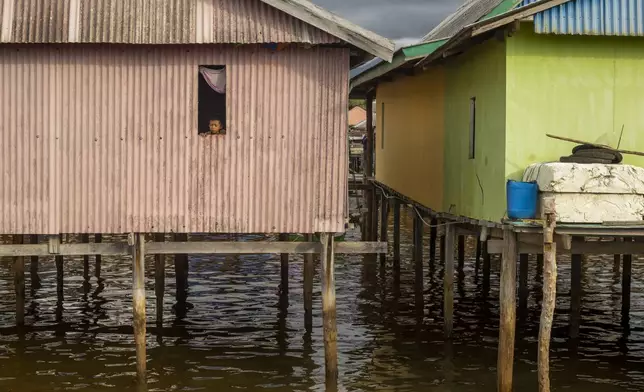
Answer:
[505, 28, 644, 181]
[444, 39, 508, 221]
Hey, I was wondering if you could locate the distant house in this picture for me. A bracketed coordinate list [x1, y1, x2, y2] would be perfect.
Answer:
[350, 0, 644, 223]
[348, 106, 367, 128]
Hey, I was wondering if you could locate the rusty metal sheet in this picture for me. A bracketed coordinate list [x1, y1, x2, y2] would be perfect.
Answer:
[0, 0, 339, 44]
[0, 45, 349, 234]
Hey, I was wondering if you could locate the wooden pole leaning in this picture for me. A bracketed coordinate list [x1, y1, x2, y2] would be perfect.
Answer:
[538, 198, 557, 392]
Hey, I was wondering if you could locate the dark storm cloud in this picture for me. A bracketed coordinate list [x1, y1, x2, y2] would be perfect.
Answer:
[311, 0, 463, 43]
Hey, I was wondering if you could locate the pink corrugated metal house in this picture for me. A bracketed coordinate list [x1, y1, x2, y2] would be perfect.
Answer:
[0, 0, 394, 235]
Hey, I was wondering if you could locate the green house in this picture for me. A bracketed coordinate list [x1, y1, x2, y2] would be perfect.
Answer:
[351, 0, 644, 223]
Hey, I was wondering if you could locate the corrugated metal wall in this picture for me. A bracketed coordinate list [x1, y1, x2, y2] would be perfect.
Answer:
[522, 0, 644, 35]
[0, 45, 349, 234]
[0, 0, 339, 44]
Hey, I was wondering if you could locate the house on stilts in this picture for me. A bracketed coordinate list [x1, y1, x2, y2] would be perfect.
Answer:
[0, 0, 395, 388]
[351, 0, 644, 390]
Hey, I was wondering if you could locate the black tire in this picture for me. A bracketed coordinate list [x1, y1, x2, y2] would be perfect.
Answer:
[573, 149, 622, 163]
[572, 144, 597, 153]
[560, 155, 613, 164]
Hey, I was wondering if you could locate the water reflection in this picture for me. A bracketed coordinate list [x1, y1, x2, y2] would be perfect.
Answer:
[0, 208, 643, 391]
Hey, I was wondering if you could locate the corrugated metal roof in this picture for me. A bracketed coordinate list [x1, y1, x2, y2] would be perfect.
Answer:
[421, 0, 506, 41]
[0, 0, 395, 61]
[0, 0, 338, 44]
[522, 0, 644, 35]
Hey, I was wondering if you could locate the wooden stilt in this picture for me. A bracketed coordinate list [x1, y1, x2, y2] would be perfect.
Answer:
[413, 213, 424, 263]
[613, 238, 622, 274]
[474, 238, 481, 280]
[570, 253, 582, 339]
[613, 254, 621, 275]
[320, 233, 338, 390]
[393, 200, 401, 270]
[379, 192, 389, 265]
[174, 233, 189, 308]
[370, 188, 379, 242]
[95, 234, 102, 281]
[304, 234, 314, 332]
[622, 238, 632, 323]
[56, 250, 64, 298]
[538, 199, 557, 392]
[14, 235, 25, 327]
[440, 231, 446, 265]
[364, 92, 375, 243]
[131, 233, 147, 385]
[82, 234, 90, 288]
[519, 253, 529, 314]
[444, 223, 455, 338]
[429, 218, 437, 263]
[498, 228, 517, 392]
[482, 240, 491, 298]
[457, 235, 465, 271]
[279, 233, 289, 296]
[30, 235, 40, 290]
[154, 233, 165, 325]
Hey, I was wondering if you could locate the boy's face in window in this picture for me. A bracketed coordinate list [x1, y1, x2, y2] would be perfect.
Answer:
[209, 120, 222, 133]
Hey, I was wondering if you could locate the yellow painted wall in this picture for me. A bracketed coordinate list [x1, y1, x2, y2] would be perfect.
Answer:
[505, 28, 644, 181]
[375, 67, 445, 211]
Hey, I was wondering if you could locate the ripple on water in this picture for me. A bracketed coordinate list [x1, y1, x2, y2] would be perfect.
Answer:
[0, 210, 644, 390]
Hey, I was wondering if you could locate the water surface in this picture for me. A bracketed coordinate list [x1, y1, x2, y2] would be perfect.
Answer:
[1, 206, 644, 391]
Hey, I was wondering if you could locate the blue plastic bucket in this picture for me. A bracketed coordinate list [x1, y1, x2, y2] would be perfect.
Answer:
[506, 180, 538, 220]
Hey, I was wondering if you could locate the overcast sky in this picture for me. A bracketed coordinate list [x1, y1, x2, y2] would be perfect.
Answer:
[310, 0, 464, 46]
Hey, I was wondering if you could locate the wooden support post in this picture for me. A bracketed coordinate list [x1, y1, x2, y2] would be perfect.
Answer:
[482, 240, 491, 298]
[440, 232, 446, 265]
[364, 93, 374, 182]
[413, 213, 424, 263]
[444, 223, 455, 338]
[519, 253, 529, 315]
[131, 233, 147, 386]
[370, 189, 379, 242]
[379, 192, 389, 265]
[95, 234, 102, 281]
[154, 233, 165, 325]
[56, 237, 64, 299]
[279, 233, 289, 295]
[614, 254, 621, 275]
[570, 253, 582, 339]
[13, 235, 25, 327]
[538, 199, 557, 392]
[174, 233, 189, 308]
[304, 234, 314, 332]
[429, 218, 438, 263]
[393, 200, 401, 270]
[82, 234, 90, 287]
[457, 235, 465, 271]
[30, 235, 40, 290]
[498, 228, 517, 392]
[622, 237, 632, 323]
[320, 233, 338, 389]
